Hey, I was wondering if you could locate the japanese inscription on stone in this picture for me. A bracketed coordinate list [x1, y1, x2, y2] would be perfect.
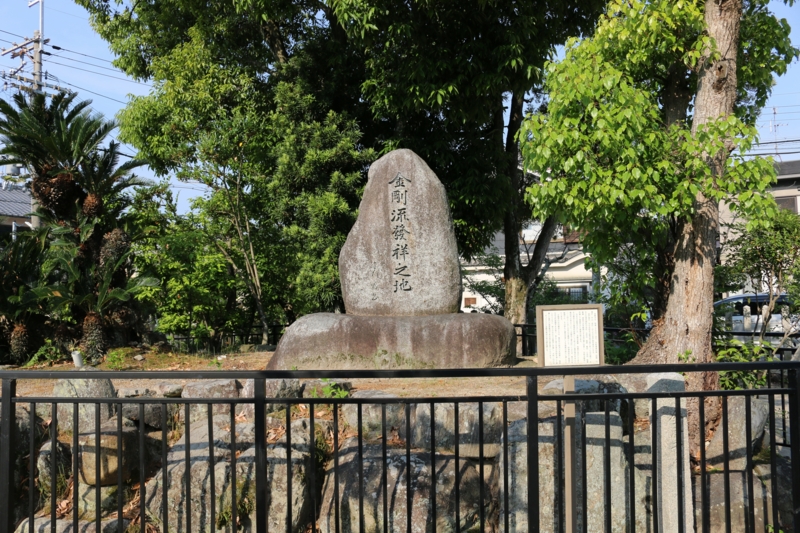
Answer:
[390, 172, 413, 293]
[536, 305, 604, 367]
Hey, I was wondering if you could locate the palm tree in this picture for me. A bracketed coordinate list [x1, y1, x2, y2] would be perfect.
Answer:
[0, 228, 50, 362]
[42, 246, 157, 363]
[0, 91, 145, 223]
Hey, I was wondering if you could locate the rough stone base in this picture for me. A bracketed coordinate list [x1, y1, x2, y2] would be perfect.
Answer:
[267, 313, 515, 370]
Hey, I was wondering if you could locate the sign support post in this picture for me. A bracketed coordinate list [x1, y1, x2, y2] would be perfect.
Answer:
[536, 304, 605, 533]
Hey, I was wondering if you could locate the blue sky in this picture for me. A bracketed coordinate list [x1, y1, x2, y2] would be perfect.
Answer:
[0, 0, 798, 212]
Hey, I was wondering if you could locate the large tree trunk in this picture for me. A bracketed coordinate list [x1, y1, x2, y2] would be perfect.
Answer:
[634, 0, 741, 457]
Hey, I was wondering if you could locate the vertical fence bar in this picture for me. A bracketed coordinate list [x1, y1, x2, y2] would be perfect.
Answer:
[139, 403, 147, 530]
[626, 397, 635, 533]
[769, 393, 778, 529]
[74, 403, 80, 531]
[206, 404, 215, 531]
[555, 399, 563, 533]
[430, 401, 437, 533]
[0, 379, 15, 533]
[651, 397, 659, 533]
[604, 400, 611, 533]
[309, 402, 317, 533]
[334, 401, 341, 533]
[722, 395, 731, 533]
[357, 403, 364, 533]
[454, 401, 460, 532]
[581, 407, 587, 530]
[285, 401, 291, 531]
[116, 405, 123, 533]
[478, 401, 484, 533]
[185, 403, 192, 533]
[745, 395, 754, 533]
[676, 396, 685, 533]
[49, 401, 56, 533]
[790, 369, 800, 531]
[28, 402, 35, 533]
[162, 404, 169, 533]
[699, 396, 708, 533]
[230, 405, 238, 532]
[406, 402, 412, 532]
[95, 403, 101, 532]
[527, 376, 539, 532]
[503, 400, 510, 533]
[254, 379, 267, 533]
[381, 403, 387, 533]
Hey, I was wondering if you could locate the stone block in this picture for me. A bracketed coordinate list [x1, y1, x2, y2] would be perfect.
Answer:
[647, 372, 694, 533]
[706, 396, 769, 471]
[180, 379, 238, 424]
[53, 369, 116, 434]
[411, 401, 502, 458]
[318, 438, 488, 533]
[78, 417, 139, 486]
[341, 390, 407, 441]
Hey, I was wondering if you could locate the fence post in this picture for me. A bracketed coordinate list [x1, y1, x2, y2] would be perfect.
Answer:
[527, 375, 539, 531]
[791, 368, 800, 529]
[254, 379, 267, 533]
[0, 378, 17, 533]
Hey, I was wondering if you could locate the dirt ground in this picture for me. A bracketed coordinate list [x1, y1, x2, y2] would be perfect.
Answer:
[8, 349, 538, 399]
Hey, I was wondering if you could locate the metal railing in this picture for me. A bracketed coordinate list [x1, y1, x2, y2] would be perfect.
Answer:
[164, 325, 288, 355]
[0, 363, 798, 533]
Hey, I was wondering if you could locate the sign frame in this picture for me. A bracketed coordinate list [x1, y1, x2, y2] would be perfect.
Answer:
[535, 303, 605, 368]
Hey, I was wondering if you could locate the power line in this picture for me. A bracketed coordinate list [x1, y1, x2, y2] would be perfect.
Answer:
[45, 59, 151, 86]
[46, 44, 114, 65]
[48, 54, 129, 74]
[0, 29, 26, 40]
[48, 76, 127, 104]
[44, 6, 88, 21]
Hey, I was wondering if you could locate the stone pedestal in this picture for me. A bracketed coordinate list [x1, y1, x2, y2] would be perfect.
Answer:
[267, 313, 515, 370]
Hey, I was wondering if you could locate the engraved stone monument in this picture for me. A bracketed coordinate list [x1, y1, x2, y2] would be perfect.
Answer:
[268, 149, 515, 370]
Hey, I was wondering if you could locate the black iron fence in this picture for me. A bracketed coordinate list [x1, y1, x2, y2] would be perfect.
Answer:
[165, 325, 288, 355]
[0, 363, 798, 533]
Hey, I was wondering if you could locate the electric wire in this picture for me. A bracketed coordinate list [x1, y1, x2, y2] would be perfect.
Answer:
[0, 29, 26, 40]
[46, 75, 127, 104]
[46, 44, 114, 64]
[44, 6, 88, 20]
[44, 59, 151, 86]
[47, 55, 128, 74]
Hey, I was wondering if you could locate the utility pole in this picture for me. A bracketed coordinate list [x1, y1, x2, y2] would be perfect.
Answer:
[30, 0, 43, 92]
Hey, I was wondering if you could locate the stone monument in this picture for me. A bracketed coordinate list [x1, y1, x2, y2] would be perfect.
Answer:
[267, 149, 515, 370]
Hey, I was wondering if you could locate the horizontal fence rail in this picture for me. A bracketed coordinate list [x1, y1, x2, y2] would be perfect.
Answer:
[0, 363, 798, 533]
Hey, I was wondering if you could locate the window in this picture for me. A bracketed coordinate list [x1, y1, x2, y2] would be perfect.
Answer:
[775, 196, 797, 213]
[464, 297, 477, 307]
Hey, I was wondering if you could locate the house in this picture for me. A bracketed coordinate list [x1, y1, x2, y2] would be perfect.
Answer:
[0, 180, 34, 237]
[460, 224, 594, 315]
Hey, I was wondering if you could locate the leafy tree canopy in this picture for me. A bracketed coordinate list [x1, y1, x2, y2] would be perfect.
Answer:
[520, 0, 797, 318]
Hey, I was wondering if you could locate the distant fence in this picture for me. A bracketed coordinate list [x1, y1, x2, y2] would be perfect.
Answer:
[0, 363, 798, 532]
[165, 324, 288, 355]
[514, 324, 800, 358]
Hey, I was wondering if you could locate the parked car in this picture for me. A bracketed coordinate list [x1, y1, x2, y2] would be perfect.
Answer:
[713, 293, 795, 337]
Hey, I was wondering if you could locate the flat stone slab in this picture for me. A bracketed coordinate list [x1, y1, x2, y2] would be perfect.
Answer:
[339, 149, 461, 316]
[267, 313, 515, 370]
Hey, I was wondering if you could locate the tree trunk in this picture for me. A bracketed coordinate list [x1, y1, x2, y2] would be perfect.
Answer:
[633, 0, 741, 457]
[502, 90, 560, 354]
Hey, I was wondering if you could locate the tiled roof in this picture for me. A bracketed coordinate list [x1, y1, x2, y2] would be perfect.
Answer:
[776, 160, 800, 178]
[0, 187, 32, 218]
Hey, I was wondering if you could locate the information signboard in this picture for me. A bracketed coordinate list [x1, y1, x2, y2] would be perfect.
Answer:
[536, 304, 604, 367]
